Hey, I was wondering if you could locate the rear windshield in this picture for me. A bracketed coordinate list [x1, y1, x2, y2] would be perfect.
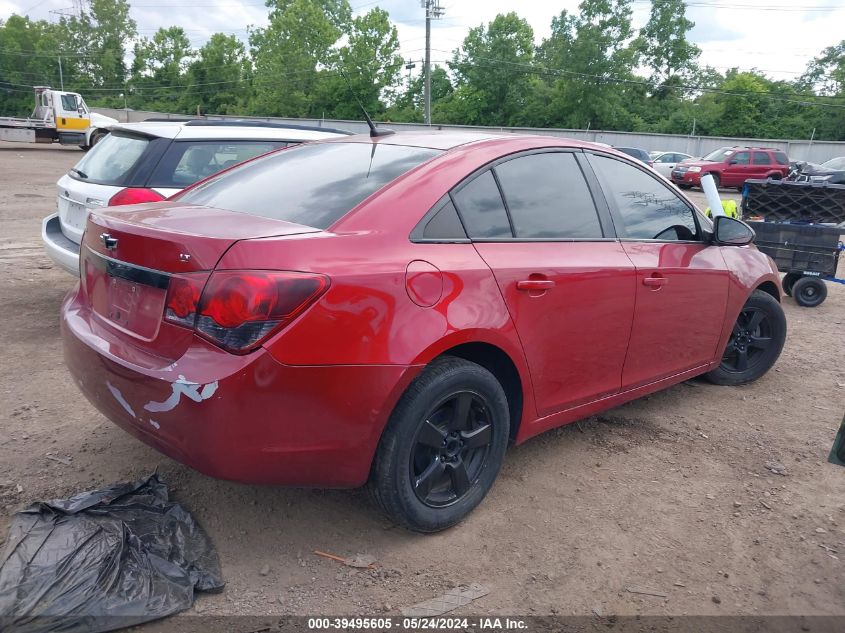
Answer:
[72, 132, 149, 184]
[176, 142, 442, 229]
[148, 140, 289, 188]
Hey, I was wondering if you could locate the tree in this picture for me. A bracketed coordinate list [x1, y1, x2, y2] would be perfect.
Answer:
[57, 0, 136, 103]
[638, 0, 699, 87]
[448, 12, 535, 126]
[539, 0, 640, 130]
[0, 16, 63, 115]
[130, 27, 193, 111]
[314, 7, 403, 119]
[388, 65, 452, 122]
[249, 0, 351, 117]
[181, 34, 250, 114]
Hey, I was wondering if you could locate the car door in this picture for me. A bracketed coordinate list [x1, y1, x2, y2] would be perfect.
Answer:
[56, 92, 90, 132]
[752, 151, 772, 179]
[653, 153, 673, 177]
[451, 151, 637, 417]
[721, 150, 751, 187]
[586, 153, 729, 389]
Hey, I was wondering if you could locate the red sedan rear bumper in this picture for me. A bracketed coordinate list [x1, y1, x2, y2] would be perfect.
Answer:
[62, 292, 419, 487]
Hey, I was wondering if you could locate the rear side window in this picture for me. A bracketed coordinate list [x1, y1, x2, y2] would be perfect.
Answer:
[177, 142, 441, 229]
[451, 171, 512, 238]
[752, 152, 770, 165]
[421, 200, 467, 240]
[494, 152, 602, 238]
[72, 132, 149, 185]
[148, 141, 288, 188]
[774, 152, 789, 166]
[589, 154, 699, 241]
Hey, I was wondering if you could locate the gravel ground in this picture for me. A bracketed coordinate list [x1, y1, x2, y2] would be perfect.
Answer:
[0, 143, 843, 624]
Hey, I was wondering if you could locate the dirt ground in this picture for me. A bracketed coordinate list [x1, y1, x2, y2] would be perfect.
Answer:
[1, 143, 843, 623]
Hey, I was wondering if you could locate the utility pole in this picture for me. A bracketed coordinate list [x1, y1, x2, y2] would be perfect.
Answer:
[58, 57, 64, 91]
[422, 0, 444, 125]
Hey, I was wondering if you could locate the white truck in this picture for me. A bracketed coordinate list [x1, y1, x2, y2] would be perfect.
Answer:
[0, 86, 117, 150]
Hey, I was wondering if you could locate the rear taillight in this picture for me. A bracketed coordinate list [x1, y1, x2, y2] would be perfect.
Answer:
[108, 187, 165, 207]
[164, 273, 206, 327]
[164, 270, 329, 353]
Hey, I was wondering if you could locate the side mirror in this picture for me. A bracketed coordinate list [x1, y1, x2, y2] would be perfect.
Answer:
[728, 159, 738, 165]
[713, 215, 754, 246]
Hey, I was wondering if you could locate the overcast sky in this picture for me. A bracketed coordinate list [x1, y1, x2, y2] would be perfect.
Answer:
[2, 0, 843, 83]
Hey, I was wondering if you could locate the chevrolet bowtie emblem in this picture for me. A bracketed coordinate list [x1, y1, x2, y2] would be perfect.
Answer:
[99, 233, 118, 250]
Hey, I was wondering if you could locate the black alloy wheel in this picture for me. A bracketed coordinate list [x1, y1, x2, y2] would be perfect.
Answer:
[705, 290, 786, 386]
[410, 392, 493, 508]
[720, 306, 773, 374]
[369, 356, 510, 532]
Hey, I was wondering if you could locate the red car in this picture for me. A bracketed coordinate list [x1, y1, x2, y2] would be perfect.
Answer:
[62, 132, 786, 532]
[671, 146, 790, 190]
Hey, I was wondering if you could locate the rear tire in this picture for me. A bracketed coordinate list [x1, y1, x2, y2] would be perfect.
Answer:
[782, 272, 801, 297]
[704, 290, 786, 386]
[369, 356, 510, 533]
[678, 184, 692, 190]
[792, 277, 827, 307]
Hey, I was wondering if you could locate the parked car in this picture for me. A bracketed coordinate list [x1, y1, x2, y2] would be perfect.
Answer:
[650, 151, 694, 178]
[42, 120, 351, 275]
[62, 133, 786, 532]
[613, 146, 653, 167]
[787, 156, 845, 185]
[671, 146, 790, 191]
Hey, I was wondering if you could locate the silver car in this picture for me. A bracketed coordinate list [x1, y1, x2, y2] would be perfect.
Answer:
[42, 120, 350, 275]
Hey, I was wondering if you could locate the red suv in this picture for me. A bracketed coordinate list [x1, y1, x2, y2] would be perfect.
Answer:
[671, 147, 790, 190]
[62, 133, 786, 532]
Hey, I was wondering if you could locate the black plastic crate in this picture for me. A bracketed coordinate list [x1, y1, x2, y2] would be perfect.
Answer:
[741, 179, 845, 224]
[747, 221, 841, 276]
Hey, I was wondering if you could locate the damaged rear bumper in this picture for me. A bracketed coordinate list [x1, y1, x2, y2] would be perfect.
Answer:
[62, 293, 419, 487]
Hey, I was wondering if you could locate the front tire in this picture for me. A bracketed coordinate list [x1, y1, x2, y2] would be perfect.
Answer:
[704, 290, 786, 386]
[709, 173, 721, 190]
[369, 357, 510, 533]
[792, 277, 827, 307]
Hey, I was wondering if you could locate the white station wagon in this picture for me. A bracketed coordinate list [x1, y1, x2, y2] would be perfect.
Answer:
[42, 119, 350, 274]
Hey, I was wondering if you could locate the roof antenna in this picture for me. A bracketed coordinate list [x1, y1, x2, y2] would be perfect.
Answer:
[339, 69, 394, 138]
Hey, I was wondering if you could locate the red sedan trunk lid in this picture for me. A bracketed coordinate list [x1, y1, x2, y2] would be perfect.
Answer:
[80, 202, 319, 352]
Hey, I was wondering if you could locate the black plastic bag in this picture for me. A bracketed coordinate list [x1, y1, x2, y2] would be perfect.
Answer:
[0, 474, 223, 632]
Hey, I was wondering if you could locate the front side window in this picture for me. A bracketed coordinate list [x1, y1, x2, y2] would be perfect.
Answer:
[731, 151, 751, 165]
[494, 152, 603, 239]
[60, 94, 78, 111]
[177, 142, 441, 230]
[149, 141, 288, 188]
[589, 154, 699, 241]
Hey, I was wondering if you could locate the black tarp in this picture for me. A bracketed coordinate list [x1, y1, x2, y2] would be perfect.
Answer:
[0, 474, 223, 632]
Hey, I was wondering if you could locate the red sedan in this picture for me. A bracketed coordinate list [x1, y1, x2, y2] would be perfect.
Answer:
[62, 132, 786, 532]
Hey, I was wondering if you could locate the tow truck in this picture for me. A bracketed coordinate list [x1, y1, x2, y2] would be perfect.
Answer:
[0, 86, 117, 150]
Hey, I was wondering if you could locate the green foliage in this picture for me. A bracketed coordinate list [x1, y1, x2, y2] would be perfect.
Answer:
[447, 12, 535, 126]
[1, 1, 845, 140]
